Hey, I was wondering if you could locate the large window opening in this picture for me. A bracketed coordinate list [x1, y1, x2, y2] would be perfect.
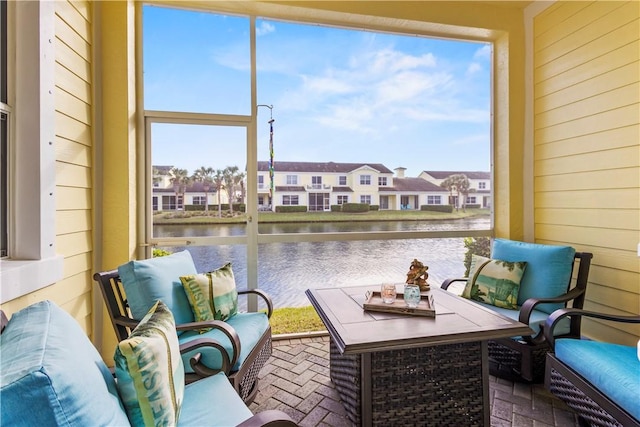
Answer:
[1, 0, 8, 258]
[143, 4, 492, 310]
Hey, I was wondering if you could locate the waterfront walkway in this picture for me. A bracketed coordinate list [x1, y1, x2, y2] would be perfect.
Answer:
[249, 334, 580, 427]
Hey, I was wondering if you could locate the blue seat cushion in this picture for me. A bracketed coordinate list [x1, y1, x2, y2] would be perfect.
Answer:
[556, 339, 640, 420]
[118, 250, 197, 326]
[474, 301, 570, 337]
[178, 372, 253, 426]
[492, 239, 576, 314]
[179, 312, 270, 372]
[0, 301, 131, 427]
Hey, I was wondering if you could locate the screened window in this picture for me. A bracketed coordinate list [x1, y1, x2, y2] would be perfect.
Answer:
[338, 176, 347, 185]
[311, 176, 322, 189]
[479, 182, 486, 189]
[193, 196, 206, 205]
[286, 175, 298, 185]
[360, 175, 371, 185]
[283, 195, 299, 205]
[378, 177, 387, 186]
[360, 195, 371, 204]
[427, 195, 441, 205]
[337, 195, 348, 204]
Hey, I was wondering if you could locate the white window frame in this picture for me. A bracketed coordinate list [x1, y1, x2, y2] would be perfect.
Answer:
[283, 195, 299, 205]
[0, 1, 63, 303]
[360, 195, 371, 204]
[479, 182, 486, 189]
[337, 195, 348, 204]
[378, 176, 387, 186]
[338, 175, 347, 185]
[360, 175, 371, 185]
[286, 174, 297, 185]
[427, 195, 441, 205]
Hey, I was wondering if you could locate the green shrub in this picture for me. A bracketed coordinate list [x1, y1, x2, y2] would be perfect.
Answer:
[341, 203, 370, 213]
[464, 204, 481, 209]
[153, 248, 172, 257]
[330, 204, 342, 212]
[275, 205, 308, 213]
[463, 237, 491, 276]
[420, 205, 453, 213]
[369, 205, 379, 211]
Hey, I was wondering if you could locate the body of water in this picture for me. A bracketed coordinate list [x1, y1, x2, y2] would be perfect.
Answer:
[155, 217, 489, 308]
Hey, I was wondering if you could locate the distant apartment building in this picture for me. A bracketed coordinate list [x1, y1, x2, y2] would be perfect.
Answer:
[151, 162, 491, 212]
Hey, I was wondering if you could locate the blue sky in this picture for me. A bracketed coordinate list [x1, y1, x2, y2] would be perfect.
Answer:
[144, 6, 491, 177]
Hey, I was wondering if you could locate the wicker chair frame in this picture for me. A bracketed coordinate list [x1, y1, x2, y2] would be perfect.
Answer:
[94, 269, 273, 404]
[442, 251, 592, 382]
[544, 308, 640, 427]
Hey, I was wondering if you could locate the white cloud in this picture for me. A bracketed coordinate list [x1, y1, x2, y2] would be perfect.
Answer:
[256, 21, 275, 37]
[466, 62, 482, 75]
[474, 44, 491, 60]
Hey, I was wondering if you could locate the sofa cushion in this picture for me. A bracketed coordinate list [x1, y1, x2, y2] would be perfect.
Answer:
[118, 250, 197, 326]
[180, 262, 239, 323]
[492, 239, 576, 314]
[0, 300, 130, 426]
[178, 372, 253, 426]
[556, 339, 640, 420]
[179, 312, 270, 372]
[478, 302, 570, 337]
[115, 300, 185, 427]
[462, 254, 526, 310]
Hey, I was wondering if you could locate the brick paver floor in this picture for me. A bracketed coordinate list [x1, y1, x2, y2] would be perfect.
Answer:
[249, 334, 580, 427]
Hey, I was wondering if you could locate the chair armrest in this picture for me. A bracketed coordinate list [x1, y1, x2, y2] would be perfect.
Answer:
[544, 308, 640, 349]
[519, 286, 585, 325]
[236, 409, 298, 427]
[179, 337, 232, 377]
[237, 288, 274, 319]
[113, 316, 140, 329]
[441, 278, 467, 290]
[176, 320, 241, 370]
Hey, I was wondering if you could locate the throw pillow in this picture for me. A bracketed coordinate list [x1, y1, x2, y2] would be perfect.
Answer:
[180, 262, 239, 322]
[462, 255, 527, 310]
[114, 300, 185, 427]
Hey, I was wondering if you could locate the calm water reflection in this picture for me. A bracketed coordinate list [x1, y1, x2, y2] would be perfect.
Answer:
[154, 217, 489, 308]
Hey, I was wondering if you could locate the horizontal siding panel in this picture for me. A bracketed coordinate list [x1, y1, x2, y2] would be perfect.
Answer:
[536, 224, 638, 252]
[56, 136, 91, 166]
[56, 88, 91, 126]
[534, 20, 639, 84]
[581, 314, 640, 346]
[588, 266, 640, 294]
[55, 38, 90, 83]
[55, 13, 91, 62]
[577, 244, 640, 274]
[535, 62, 639, 114]
[56, 210, 91, 235]
[60, 288, 92, 333]
[534, 41, 639, 99]
[535, 168, 640, 191]
[64, 252, 92, 278]
[56, 230, 92, 257]
[534, 146, 639, 175]
[587, 284, 639, 314]
[56, 186, 91, 210]
[535, 82, 638, 129]
[56, 161, 91, 188]
[535, 2, 635, 65]
[535, 188, 639, 210]
[535, 125, 638, 160]
[535, 208, 639, 230]
[534, 2, 592, 37]
[56, 111, 91, 146]
[56, 62, 91, 104]
[535, 103, 639, 143]
[55, 0, 90, 45]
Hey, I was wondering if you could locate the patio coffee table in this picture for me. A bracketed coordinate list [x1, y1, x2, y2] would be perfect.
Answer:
[306, 285, 533, 426]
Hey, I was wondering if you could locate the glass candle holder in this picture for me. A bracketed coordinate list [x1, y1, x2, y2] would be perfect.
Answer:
[380, 283, 397, 304]
[404, 284, 421, 308]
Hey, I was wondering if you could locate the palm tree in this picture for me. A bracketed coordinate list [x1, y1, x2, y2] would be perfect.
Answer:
[169, 167, 190, 211]
[440, 173, 470, 212]
[213, 169, 225, 218]
[233, 170, 246, 206]
[440, 175, 457, 209]
[193, 166, 214, 213]
[223, 166, 239, 215]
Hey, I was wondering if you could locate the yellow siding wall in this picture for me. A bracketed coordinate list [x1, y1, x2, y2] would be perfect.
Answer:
[2, 1, 95, 333]
[533, 1, 640, 344]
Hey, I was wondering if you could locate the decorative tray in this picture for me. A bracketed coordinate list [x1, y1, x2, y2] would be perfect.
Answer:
[363, 290, 436, 317]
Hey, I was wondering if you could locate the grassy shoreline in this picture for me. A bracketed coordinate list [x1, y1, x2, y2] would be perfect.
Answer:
[154, 208, 489, 225]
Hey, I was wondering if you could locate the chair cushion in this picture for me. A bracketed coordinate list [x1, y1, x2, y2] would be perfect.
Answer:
[0, 300, 130, 427]
[462, 254, 526, 310]
[556, 339, 640, 420]
[180, 262, 239, 323]
[118, 250, 197, 326]
[179, 312, 270, 372]
[178, 372, 253, 426]
[478, 302, 571, 337]
[114, 300, 185, 427]
[492, 239, 576, 314]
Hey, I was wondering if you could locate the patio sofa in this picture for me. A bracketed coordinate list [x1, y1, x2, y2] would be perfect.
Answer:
[0, 300, 296, 427]
[441, 238, 592, 382]
[544, 307, 640, 427]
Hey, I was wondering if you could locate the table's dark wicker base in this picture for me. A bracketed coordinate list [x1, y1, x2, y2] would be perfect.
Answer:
[488, 339, 548, 383]
[330, 340, 486, 426]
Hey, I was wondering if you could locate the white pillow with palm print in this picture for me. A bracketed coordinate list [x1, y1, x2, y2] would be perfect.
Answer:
[180, 262, 238, 323]
[462, 255, 527, 310]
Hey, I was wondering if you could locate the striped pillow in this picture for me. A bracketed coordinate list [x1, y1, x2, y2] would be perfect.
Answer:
[114, 300, 185, 427]
[180, 262, 239, 323]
